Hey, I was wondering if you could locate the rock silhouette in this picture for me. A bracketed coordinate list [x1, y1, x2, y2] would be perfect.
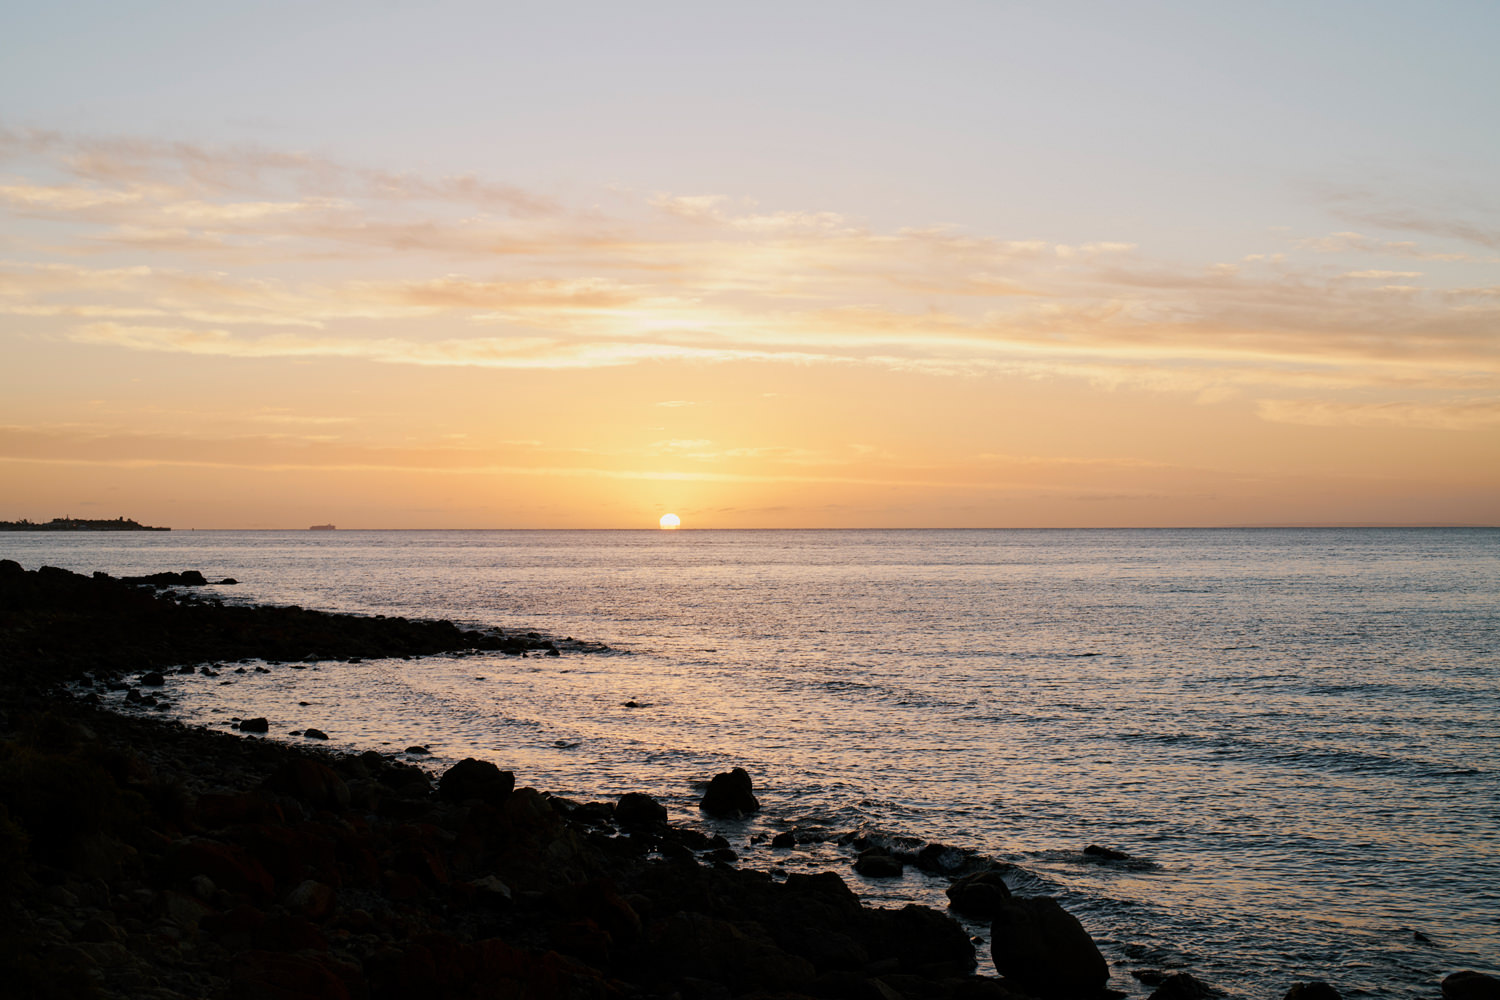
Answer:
[700, 766, 760, 817]
[990, 894, 1109, 996]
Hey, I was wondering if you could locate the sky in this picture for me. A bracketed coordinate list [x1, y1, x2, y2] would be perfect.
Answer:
[2, 1, 1497, 528]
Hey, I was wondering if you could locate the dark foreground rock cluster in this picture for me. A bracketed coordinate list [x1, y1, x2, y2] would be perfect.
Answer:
[0, 703, 1002, 1000]
[0, 561, 562, 685]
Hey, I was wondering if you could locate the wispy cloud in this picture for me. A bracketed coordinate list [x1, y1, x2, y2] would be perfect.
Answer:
[3, 128, 1498, 436]
[1256, 398, 1500, 431]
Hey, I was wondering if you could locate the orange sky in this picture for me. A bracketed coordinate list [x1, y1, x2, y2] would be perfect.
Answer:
[2, 6, 1497, 528]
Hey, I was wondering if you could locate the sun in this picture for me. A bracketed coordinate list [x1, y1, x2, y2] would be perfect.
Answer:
[658, 513, 681, 529]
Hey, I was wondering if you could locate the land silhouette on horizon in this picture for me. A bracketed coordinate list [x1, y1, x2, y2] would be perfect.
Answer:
[0, 516, 169, 531]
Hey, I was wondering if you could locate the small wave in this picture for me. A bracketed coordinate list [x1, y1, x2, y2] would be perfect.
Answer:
[1113, 728, 1486, 780]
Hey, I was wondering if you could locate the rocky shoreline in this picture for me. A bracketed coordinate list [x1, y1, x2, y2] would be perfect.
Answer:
[1, 561, 1493, 1000]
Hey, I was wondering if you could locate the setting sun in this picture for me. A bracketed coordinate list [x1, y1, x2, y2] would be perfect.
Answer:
[658, 513, 681, 530]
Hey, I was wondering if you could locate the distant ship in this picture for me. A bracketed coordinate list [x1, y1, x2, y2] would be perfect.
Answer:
[0, 516, 169, 532]
[309, 524, 336, 531]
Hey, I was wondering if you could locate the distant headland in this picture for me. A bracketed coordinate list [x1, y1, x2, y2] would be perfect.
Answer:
[0, 516, 169, 531]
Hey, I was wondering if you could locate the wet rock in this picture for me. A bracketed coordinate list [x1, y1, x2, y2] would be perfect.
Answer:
[1150, 972, 1215, 1000]
[914, 841, 984, 875]
[404, 745, 429, 754]
[139, 671, 165, 686]
[437, 757, 515, 804]
[1444, 972, 1500, 1000]
[302, 727, 329, 740]
[946, 869, 1012, 919]
[772, 831, 797, 849]
[700, 766, 760, 817]
[1084, 844, 1130, 861]
[854, 852, 904, 878]
[990, 895, 1108, 996]
[615, 792, 669, 827]
[237, 717, 269, 733]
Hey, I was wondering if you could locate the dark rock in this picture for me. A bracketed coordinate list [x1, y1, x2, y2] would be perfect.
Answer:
[1444, 972, 1500, 1000]
[615, 792, 669, 827]
[946, 869, 1012, 919]
[1150, 972, 1215, 1000]
[914, 841, 981, 874]
[229, 950, 355, 1000]
[772, 831, 796, 848]
[264, 759, 349, 810]
[120, 569, 209, 587]
[867, 903, 978, 975]
[854, 853, 904, 878]
[237, 717, 269, 733]
[168, 838, 275, 900]
[646, 910, 816, 992]
[1285, 983, 1341, 1000]
[990, 895, 1108, 996]
[1084, 844, 1130, 860]
[700, 767, 760, 817]
[302, 728, 329, 740]
[139, 671, 165, 686]
[219, 578, 238, 585]
[437, 757, 515, 804]
[405, 745, 429, 754]
[285, 879, 338, 920]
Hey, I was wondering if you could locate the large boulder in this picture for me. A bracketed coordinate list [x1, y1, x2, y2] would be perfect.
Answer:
[866, 903, 977, 975]
[990, 895, 1108, 996]
[438, 758, 515, 804]
[1444, 972, 1500, 1000]
[615, 792, 668, 827]
[700, 767, 760, 817]
[946, 868, 1012, 919]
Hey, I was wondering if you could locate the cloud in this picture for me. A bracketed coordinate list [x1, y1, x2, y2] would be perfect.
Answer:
[1256, 398, 1500, 431]
[1296, 232, 1473, 261]
[4, 128, 1499, 422]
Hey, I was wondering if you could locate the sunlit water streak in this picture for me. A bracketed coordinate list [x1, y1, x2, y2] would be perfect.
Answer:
[7, 528, 1498, 1000]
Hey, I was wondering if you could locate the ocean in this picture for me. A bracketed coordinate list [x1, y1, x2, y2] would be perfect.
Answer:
[6, 528, 1498, 999]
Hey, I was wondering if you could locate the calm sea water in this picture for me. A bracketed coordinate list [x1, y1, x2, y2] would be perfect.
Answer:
[6, 529, 1498, 999]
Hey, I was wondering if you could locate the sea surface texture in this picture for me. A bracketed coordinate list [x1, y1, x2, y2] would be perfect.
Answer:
[7, 528, 1498, 999]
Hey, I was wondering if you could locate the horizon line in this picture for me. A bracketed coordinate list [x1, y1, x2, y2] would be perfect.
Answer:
[92, 522, 1500, 531]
